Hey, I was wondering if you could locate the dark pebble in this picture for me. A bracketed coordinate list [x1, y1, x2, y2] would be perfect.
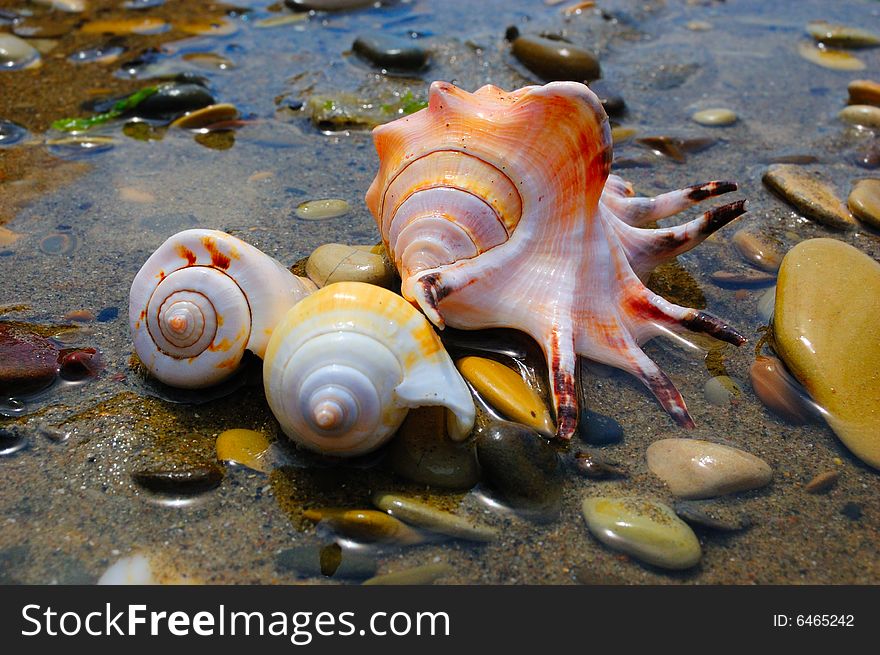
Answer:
[573, 450, 626, 478]
[504, 25, 520, 42]
[275, 544, 377, 579]
[0, 427, 28, 457]
[0, 323, 60, 396]
[352, 34, 428, 71]
[588, 79, 625, 116]
[511, 35, 600, 83]
[132, 464, 224, 494]
[0, 119, 27, 147]
[96, 307, 119, 322]
[59, 348, 102, 381]
[475, 419, 562, 519]
[856, 142, 880, 169]
[841, 502, 862, 521]
[673, 500, 751, 532]
[134, 83, 215, 120]
[578, 409, 623, 445]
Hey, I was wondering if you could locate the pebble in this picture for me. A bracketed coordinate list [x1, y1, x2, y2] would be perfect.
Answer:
[362, 562, 454, 585]
[581, 497, 701, 570]
[703, 375, 742, 406]
[646, 438, 773, 499]
[757, 286, 776, 322]
[578, 409, 623, 445]
[691, 107, 737, 127]
[749, 356, 811, 424]
[838, 105, 880, 129]
[762, 164, 856, 230]
[177, 18, 239, 37]
[305, 243, 394, 288]
[856, 143, 880, 169]
[68, 45, 126, 65]
[302, 508, 425, 545]
[387, 405, 480, 489]
[475, 420, 562, 518]
[511, 35, 600, 83]
[731, 230, 782, 272]
[253, 14, 309, 28]
[587, 79, 625, 116]
[372, 492, 498, 542]
[636, 135, 716, 162]
[774, 238, 880, 469]
[59, 347, 102, 381]
[170, 103, 239, 129]
[0, 119, 27, 147]
[286, 0, 376, 10]
[0, 323, 60, 396]
[797, 42, 865, 71]
[847, 79, 880, 107]
[46, 136, 116, 158]
[573, 451, 626, 479]
[848, 179, 880, 229]
[135, 83, 215, 120]
[352, 34, 428, 71]
[39, 230, 77, 255]
[841, 502, 862, 521]
[97, 554, 157, 585]
[0, 428, 28, 457]
[216, 428, 271, 473]
[275, 544, 377, 579]
[182, 52, 234, 71]
[131, 464, 224, 494]
[673, 500, 751, 532]
[456, 356, 555, 437]
[295, 198, 350, 220]
[0, 33, 41, 70]
[81, 18, 169, 35]
[806, 20, 880, 48]
[805, 470, 839, 494]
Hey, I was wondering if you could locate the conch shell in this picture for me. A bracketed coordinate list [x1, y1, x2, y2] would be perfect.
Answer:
[129, 229, 315, 388]
[366, 81, 747, 438]
[263, 281, 476, 456]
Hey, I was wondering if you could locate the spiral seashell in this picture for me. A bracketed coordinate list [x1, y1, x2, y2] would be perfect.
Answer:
[367, 81, 748, 439]
[263, 281, 475, 457]
[129, 229, 315, 388]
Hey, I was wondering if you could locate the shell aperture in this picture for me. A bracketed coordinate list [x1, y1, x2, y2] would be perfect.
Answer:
[367, 81, 748, 439]
[263, 281, 476, 457]
[129, 229, 315, 388]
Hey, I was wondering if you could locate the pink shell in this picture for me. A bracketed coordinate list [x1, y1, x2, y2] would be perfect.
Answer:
[366, 81, 747, 439]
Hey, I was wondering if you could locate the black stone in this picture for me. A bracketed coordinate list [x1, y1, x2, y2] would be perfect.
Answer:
[132, 464, 224, 494]
[475, 420, 562, 520]
[588, 79, 626, 116]
[134, 83, 215, 120]
[96, 307, 119, 322]
[841, 502, 863, 521]
[352, 34, 428, 71]
[578, 409, 623, 445]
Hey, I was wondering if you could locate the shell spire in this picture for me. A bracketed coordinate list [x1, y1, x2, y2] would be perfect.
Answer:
[367, 81, 747, 439]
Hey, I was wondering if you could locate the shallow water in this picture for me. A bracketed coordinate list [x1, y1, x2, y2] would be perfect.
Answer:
[1, 0, 878, 584]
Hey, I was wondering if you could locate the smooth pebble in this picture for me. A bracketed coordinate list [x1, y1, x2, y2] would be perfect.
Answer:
[302, 508, 425, 545]
[703, 375, 742, 406]
[797, 42, 865, 71]
[763, 164, 856, 230]
[581, 497, 701, 570]
[511, 35, 600, 83]
[372, 492, 498, 542]
[691, 108, 737, 126]
[847, 179, 880, 229]
[216, 428, 271, 473]
[646, 438, 773, 499]
[305, 243, 393, 288]
[295, 198, 350, 220]
[838, 105, 880, 129]
[847, 79, 880, 107]
[749, 356, 812, 424]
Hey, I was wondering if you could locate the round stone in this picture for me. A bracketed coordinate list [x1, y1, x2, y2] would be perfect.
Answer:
[839, 105, 880, 129]
[581, 497, 701, 570]
[646, 438, 773, 499]
[305, 243, 394, 288]
[511, 35, 600, 83]
[847, 178, 880, 229]
[352, 34, 428, 71]
[692, 107, 737, 126]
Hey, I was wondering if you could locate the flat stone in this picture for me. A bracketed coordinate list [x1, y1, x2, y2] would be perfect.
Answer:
[0, 323, 59, 396]
[774, 238, 880, 469]
[848, 79, 880, 107]
[352, 34, 428, 71]
[839, 105, 880, 129]
[581, 497, 701, 570]
[847, 178, 880, 229]
[692, 108, 737, 126]
[511, 35, 600, 83]
[646, 438, 772, 499]
[763, 164, 857, 230]
[372, 492, 498, 542]
[578, 409, 623, 445]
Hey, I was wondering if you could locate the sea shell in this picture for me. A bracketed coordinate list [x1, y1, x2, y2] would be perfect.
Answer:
[366, 81, 747, 438]
[129, 229, 315, 388]
[263, 281, 476, 456]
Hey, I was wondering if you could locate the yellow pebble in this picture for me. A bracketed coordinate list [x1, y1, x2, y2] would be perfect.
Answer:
[833, 458, 843, 466]
[455, 356, 555, 437]
[216, 429, 271, 473]
[303, 508, 425, 545]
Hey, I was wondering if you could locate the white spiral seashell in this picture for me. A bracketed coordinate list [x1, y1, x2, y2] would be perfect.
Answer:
[263, 281, 476, 457]
[129, 229, 315, 388]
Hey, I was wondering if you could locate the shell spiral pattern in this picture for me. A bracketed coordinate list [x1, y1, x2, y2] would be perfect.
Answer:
[366, 81, 748, 439]
[129, 229, 315, 388]
[263, 281, 476, 457]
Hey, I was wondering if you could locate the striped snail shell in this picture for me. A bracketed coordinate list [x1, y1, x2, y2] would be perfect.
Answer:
[129, 229, 315, 388]
[263, 281, 476, 457]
